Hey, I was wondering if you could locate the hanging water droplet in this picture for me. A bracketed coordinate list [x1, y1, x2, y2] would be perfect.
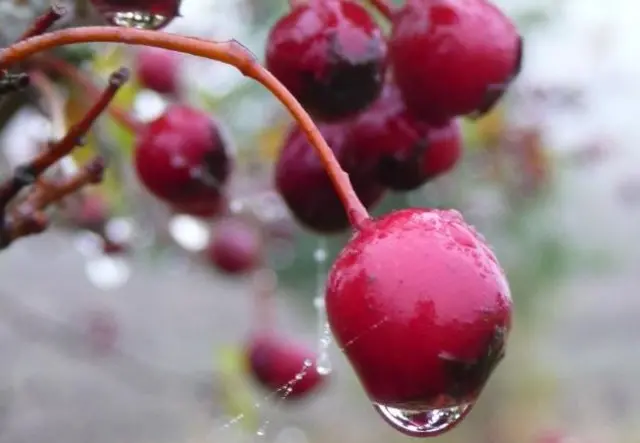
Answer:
[313, 237, 333, 375]
[108, 11, 169, 30]
[256, 420, 270, 437]
[374, 403, 471, 437]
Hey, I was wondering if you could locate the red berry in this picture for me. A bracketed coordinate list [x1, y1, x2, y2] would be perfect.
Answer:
[172, 194, 227, 219]
[206, 217, 263, 275]
[136, 48, 180, 95]
[350, 82, 462, 190]
[72, 194, 110, 231]
[134, 105, 231, 209]
[389, 0, 523, 120]
[326, 208, 511, 436]
[275, 122, 385, 233]
[266, 0, 388, 121]
[246, 333, 325, 400]
[89, 0, 182, 29]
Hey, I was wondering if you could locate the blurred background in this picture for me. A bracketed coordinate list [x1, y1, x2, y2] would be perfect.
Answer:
[1, 0, 640, 442]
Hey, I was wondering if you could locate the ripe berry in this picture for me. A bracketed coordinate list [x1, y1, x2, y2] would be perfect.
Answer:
[135, 48, 180, 95]
[134, 105, 231, 210]
[326, 208, 511, 436]
[275, 123, 385, 233]
[389, 0, 523, 120]
[246, 333, 325, 400]
[172, 194, 227, 219]
[266, 0, 387, 121]
[206, 217, 263, 275]
[350, 82, 462, 191]
[89, 0, 182, 29]
[71, 194, 110, 232]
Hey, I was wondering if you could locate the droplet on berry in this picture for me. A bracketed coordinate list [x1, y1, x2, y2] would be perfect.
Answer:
[90, 0, 182, 29]
[275, 122, 385, 233]
[266, 0, 388, 121]
[349, 82, 462, 191]
[389, 0, 523, 120]
[374, 403, 471, 436]
[136, 48, 181, 95]
[246, 333, 325, 400]
[134, 105, 232, 211]
[326, 208, 511, 436]
[206, 217, 263, 275]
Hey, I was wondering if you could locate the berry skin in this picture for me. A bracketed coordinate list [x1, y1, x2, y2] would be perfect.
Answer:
[172, 194, 227, 219]
[134, 105, 231, 210]
[136, 48, 180, 95]
[246, 333, 325, 400]
[326, 209, 511, 414]
[275, 122, 385, 233]
[389, 0, 523, 120]
[89, 0, 182, 29]
[206, 217, 263, 275]
[349, 82, 462, 191]
[266, 0, 388, 121]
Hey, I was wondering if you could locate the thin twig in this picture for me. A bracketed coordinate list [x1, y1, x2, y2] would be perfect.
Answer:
[16, 4, 67, 43]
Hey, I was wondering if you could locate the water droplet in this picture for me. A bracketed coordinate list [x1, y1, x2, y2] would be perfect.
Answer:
[108, 11, 169, 30]
[313, 248, 327, 263]
[256, 420, 270, 437]
[374, 403, 471, 437]
[448, 223, 476, 248]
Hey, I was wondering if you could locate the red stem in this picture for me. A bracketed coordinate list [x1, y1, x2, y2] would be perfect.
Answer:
[35, 55, 144, 133]
[0, 27, 371, 231]
[369, 0, 395, 20]
[16, 4, 67, 43]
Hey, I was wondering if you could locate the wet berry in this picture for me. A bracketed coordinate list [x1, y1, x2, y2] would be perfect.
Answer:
[275, 122, 385, 233]
[206, 217, 263, 275]
[326, 208, 511, 436]
[90, 0, 182, 29]
[246, 333, 325, 400]
[266, 0, 387, 121]
[350, 82, 462, 191]
[389, 0, 523, 120]
[135, 47, 180, 95]
[134, 105, 231, 210]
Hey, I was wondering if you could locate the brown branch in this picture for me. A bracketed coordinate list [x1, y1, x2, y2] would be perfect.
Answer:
[1, 156, 105, 248]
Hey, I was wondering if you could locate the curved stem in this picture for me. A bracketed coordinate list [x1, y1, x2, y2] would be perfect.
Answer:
[34, 55, 144, 133]
[0, 27, 371, 230]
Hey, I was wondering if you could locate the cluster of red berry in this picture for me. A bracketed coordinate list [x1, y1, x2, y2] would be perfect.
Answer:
[0, 0, 521, 436]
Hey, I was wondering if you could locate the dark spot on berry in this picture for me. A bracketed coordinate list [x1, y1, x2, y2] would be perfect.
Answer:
[440, 326, 507, 400]
[378, 138, 430, 191]
[300, 32, 385, 121]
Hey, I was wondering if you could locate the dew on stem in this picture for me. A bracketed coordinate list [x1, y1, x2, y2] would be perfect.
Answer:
[313, 237, 332, 375]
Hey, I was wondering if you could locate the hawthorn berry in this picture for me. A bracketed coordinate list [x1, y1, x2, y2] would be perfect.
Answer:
[266, 0, 388, 121]
[246, 333, 325, 400]
[206, 217, 263, 275]
[89, 0, 182, 29]
[275, 122, 385, 233]
[134, 105, 231, 211]
[350, 82, 462, 191]
[135, 47, 180, 95]
[172, 194, 227, 219]
[326, 208, 511, 436]
[389, 0, 523, 120]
